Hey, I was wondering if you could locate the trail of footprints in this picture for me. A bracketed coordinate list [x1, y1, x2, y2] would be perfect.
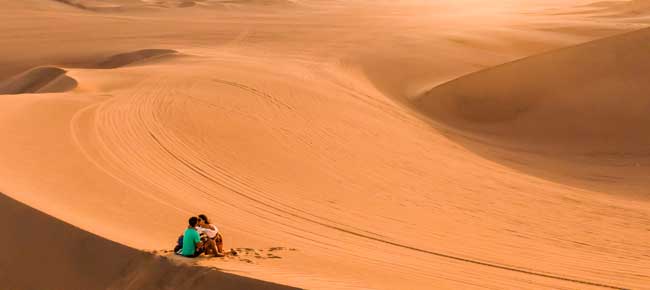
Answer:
[158, 246, 297, 263]
[233, 247, 297, 263]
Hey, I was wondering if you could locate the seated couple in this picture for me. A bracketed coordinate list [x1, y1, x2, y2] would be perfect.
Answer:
[175, 214, 225, 257]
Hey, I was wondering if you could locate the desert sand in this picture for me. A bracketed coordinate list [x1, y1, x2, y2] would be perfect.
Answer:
[0, 0, 649, 289]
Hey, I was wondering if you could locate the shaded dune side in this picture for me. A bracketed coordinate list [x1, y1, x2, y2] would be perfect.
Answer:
[51, 0, 296, 11]
[584, 0, 650, 17]
[0, 193, 299, 290]
[416, 27, 650, 154]
[177, 1, 196, 8]
[0, 49, 177, 95]
[0, 67, 77, 95]
[51, 0, 124, 12]
[94, 49, 179, 69]
[217, 0, 298, 5]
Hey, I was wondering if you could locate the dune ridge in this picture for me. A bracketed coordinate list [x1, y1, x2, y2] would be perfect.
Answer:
[0, 192, 298, 290]
[0, 66, 77, 95]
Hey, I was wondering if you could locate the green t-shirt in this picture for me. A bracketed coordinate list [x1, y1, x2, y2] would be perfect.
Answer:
[181, 228, 201, 256]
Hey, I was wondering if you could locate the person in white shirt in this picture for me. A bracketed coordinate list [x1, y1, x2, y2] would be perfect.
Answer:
[197, 214, 224, 256]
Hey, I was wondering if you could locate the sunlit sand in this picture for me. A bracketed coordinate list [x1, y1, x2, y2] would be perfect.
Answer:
[1, 1, 648, 289]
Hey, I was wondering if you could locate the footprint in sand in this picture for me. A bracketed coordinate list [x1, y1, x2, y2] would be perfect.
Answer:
[227, 246, 296, 263]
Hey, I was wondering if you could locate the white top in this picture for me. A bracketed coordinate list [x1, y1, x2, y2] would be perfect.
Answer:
[196, 225, 219, 238]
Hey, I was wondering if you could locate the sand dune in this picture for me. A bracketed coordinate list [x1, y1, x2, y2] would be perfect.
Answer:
[0, 192, 297, 290]
[0, 49, 178, 94]
[416, 27, 650, 154]
[0, 1, 649, 289]
[53, 0, 296, 11]
[93, 49, 179, 69]
[52, 0, 196, 11]
[415, 25, 650, 199]
[52, 0, 126, 12]
[585, 0, 650, 16]
[0, 67, 77, 95]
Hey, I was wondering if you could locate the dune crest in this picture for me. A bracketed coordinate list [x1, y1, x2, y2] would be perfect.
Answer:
[0, 66, 77, 95]
[417, 27, 650, 155]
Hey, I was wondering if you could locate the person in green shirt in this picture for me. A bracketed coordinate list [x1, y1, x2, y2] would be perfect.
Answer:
[181, 216, 204, 257]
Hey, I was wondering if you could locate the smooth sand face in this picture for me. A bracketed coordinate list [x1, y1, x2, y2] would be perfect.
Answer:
[0, 1, 649, 289]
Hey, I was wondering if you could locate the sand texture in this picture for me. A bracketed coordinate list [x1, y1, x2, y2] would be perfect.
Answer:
[0, 1, 649, 289]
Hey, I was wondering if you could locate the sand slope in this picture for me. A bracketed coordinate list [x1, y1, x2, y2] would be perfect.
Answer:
[585, 0, 650, 16]
[417, 27, 650, 154]
[0, 1, 649, 289]
[0, 192, 297, 290]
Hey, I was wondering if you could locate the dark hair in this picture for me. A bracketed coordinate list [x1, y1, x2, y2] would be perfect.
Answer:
[189, 216, 198, 227]
[198, 214, 209, 224]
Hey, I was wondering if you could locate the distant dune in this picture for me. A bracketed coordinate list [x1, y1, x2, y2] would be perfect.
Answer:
[51, 0, 125, 12]
[93, 49, 179, 69]
[0, 49, 178, 95]
[585, 0, 650, 16]
[0, 67, 77, 95]
[417, 27, 650, 154]
[52, 0, 297, 11]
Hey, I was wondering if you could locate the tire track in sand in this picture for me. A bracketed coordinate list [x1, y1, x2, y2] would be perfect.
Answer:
[71, 71, 628, 290]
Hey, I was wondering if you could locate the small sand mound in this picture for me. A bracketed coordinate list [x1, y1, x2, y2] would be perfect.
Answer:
[0, 67, 77, 95]
[416, 27, 650, 154]
[95, 49, 179, 69]
[0, 193, 297, 290]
